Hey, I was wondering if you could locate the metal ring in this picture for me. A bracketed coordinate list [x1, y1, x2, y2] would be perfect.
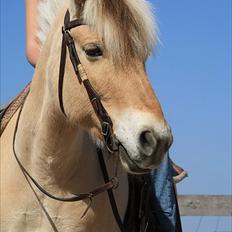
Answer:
[102, 121, 110, 136]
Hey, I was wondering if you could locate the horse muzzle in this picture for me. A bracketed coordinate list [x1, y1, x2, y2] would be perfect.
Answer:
[114, 111, 173, 174]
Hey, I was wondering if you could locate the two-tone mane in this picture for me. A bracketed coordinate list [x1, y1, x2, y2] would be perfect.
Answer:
[38, 0, 158, 62]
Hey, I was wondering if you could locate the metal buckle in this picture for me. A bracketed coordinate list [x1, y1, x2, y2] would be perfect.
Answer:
[102, 121, 110, 136]
[102, 121, 110, 137]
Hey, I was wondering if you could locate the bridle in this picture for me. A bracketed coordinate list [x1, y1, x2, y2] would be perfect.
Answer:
[13, 10, 126, 232]
[59, 10, 117, 154]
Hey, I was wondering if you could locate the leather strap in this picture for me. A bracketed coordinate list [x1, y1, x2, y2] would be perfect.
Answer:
[97, 148, 125, 232]
[62, 19, 83, 32]
[58, 11, 82, 116]
[83, 79, 115, 152]
[58, 30, 67, 116]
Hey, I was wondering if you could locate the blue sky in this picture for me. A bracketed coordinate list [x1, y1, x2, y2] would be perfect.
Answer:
[1, 1, 231, 231]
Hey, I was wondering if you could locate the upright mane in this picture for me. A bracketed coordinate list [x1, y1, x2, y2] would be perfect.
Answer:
[38, 0, 158, 62]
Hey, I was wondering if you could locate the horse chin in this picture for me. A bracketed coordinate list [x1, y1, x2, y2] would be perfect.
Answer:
[119, 150, 151, 175]
[89, 132, 152, 175]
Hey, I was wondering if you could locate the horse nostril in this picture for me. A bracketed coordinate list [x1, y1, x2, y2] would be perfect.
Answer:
[139, 130, 157, 156]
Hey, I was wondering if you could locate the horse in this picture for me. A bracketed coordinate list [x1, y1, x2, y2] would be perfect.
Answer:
[0, 0, 173, 231]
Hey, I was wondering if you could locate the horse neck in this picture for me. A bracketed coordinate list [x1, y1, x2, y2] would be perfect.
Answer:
[16, 73, 107, 196]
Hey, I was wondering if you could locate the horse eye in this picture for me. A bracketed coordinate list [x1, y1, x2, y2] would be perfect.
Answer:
[85, 46, 103, 58]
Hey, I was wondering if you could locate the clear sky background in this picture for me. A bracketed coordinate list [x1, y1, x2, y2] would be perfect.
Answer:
[0, 1, 231, 231]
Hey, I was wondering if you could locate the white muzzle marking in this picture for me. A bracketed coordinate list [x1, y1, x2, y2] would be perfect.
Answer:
[114, 110, 172, 172]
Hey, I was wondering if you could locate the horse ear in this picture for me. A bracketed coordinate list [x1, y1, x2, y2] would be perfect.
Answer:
[69, 0, 86, 19]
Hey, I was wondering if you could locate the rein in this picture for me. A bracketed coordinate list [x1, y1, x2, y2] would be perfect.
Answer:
[12, 10, 126, 232]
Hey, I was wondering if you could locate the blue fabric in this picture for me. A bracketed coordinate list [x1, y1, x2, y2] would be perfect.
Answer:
[151, 154, 176, 232]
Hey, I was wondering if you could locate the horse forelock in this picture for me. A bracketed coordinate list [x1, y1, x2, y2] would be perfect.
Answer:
[37, 0, 158, 63]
